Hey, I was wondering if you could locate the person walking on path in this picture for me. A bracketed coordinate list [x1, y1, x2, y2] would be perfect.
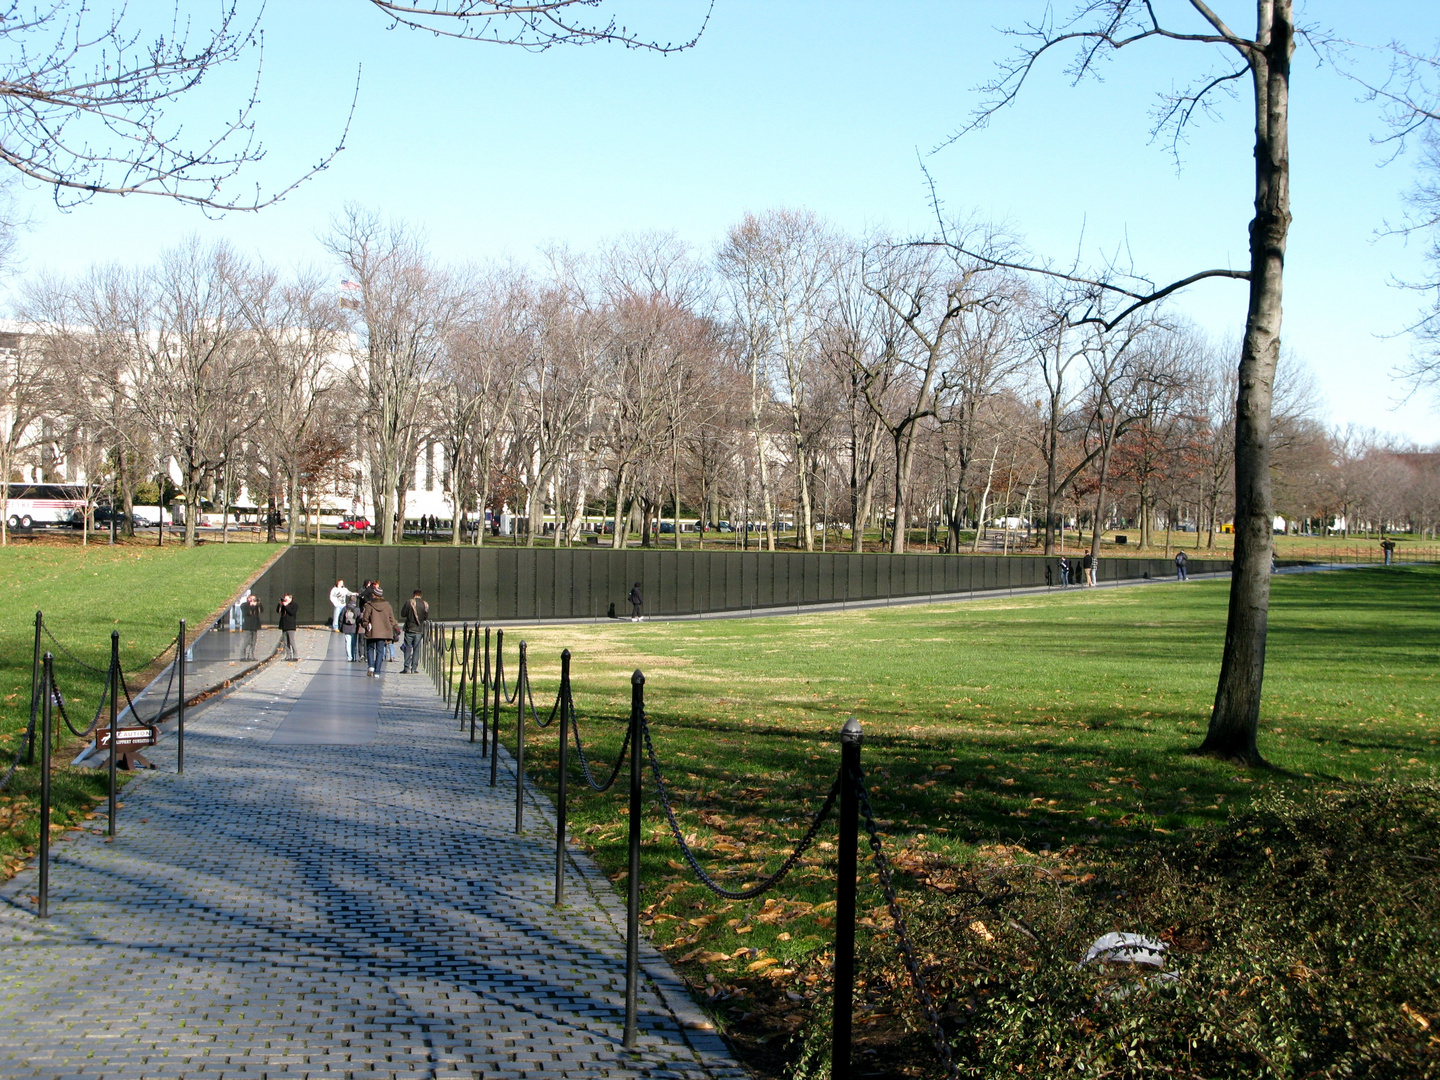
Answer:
[401, 590, 429, 673]
[329, 580, 350, 631]
[240, 593, 264, 660]
[1382, 538, 1396, 565]
[339, 596, 361, 662]
[1059, 555, 1071, 587]
[1175, 550, 1188, 580]
[361, 586, 399, 677]
[277, 594, 299, 661]
[1082, 551, 1095, 587]
[628, 582, 644, 622]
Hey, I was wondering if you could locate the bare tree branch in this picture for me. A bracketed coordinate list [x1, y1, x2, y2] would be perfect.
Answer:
[0, 1, 355, 210]
[366, 0, 712, 52]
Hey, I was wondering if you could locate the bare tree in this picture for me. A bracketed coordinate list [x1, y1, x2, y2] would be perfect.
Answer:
[0, 331, 51, 543]
[327, 207, 468, 545]
[862, 231, 1009, 552]
[945, 1, 1301, 765]
[238, 266, 344, 545]
[717, 210, 834, 550]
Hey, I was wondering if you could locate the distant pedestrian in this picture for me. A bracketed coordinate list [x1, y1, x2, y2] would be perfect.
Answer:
[339, 596, 361, 662]
[1059, 555, 1071, 587]
[1175, 550, 1188, 580]
[401, 590, 429, 673]
[361, 585, 399, 677]
[1082, 551, 1095, 587]
[1382, 538, 1396, 565]
[329, 579, 350, 631]
[240, 593, 264, 660]
[629, 582, 644, 622]
[277, 593, 298, 661]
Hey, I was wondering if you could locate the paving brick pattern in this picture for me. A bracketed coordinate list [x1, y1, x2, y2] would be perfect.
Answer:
[0, 630, 746, 1079]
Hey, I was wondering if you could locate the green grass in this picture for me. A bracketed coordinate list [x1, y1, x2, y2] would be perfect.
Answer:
[0, 541, 277, 875]
[478, 566, 1439, 1072]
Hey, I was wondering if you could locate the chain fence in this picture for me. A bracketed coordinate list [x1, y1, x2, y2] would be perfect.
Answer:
[431, 621, 962, 1073]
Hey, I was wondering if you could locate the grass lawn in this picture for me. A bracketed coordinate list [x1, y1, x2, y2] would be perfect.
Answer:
[0, 541, 278, 876]
[481, 566, 1439, 1075]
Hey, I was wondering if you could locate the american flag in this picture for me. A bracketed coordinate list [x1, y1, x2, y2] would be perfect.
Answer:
[340, 279, 361, 311]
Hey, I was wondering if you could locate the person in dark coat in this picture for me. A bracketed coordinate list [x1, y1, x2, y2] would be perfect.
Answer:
[1175, 550, 1188, 580]
[240, 593, 264, 660]
[361, 585, 399, 677]
[339, 596, 361, 662]
[1059, 555, 1071, 587]
[401, 590, 429, 673]
[277, 593, 299, 661]
[1082, 551, 1095, 587]
[628, 582, 643, 622]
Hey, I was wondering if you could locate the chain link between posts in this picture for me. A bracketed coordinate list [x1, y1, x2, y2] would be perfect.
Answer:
[854, 764, 960, 1080]
[640, 713, 840, 902]
[566, 682, 631, 793]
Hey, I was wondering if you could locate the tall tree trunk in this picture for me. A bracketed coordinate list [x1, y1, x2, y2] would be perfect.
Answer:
[1199, 3, 1292, 766]
[611, 463, 629, 549]
[286, 472, 300, 545]
[971, 441, 999, 553]
[753, 430, 776, 552]
[1042, 389, 1061, 556]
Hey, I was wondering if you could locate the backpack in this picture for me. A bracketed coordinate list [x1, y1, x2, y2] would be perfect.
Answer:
[340, 607, 359, 631]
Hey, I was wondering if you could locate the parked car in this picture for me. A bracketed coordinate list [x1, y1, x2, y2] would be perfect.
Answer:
[337, 516, 370, 532]
[91, 506, 128, 526]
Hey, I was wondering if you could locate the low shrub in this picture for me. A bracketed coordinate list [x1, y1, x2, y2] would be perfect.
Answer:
[844, 781, 1440, 1079]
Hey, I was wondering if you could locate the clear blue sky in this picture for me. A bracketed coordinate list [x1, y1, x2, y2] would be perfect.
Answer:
[7, 1, 1439, 440]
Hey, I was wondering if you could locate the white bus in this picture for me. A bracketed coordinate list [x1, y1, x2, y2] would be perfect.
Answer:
[3, 484, 87, 529]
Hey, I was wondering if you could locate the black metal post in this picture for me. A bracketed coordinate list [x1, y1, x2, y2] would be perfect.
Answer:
[37, 653, 53, 918]
[623, 668, 645, 1049]
[515, 641, 527, 835]
[469, 628, 480, 743]
[26, 611, 41, 766]
[832, 717, 863, 1080]
[176, 620, 186, 775]
[107, 631, 119, 837]
[490, 628, 503, 786]
[447, 627, 456, 705]
[555, 648, 571, 906]
[476, 626, 489, 747]
[456, 625, 470, 725]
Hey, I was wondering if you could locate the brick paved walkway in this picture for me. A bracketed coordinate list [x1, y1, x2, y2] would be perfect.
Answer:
[0, 630, 746, 1080]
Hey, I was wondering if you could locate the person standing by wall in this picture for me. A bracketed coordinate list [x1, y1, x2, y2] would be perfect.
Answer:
[1175, 550, 1188, 581]
[401, 590, 429, 673]
[329, 579, 350, 631]
[1381, 538, 1396, 565]
[628, 582, 644, 622]
[1059, 555, 1071, 588]
[241, 592, 264, 660]
[339, 596, 361, 662]
[361, 585, 398, 677]
[277, 593, 299, 661]
[1082, 551, 1095, 587]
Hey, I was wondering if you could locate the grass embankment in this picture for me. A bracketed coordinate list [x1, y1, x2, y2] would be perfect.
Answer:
[0, 543, 276, 877]
[483, 567, 1439, 1077]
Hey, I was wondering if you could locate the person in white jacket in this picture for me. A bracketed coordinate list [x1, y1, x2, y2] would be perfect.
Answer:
[329, 580, 351, 631]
